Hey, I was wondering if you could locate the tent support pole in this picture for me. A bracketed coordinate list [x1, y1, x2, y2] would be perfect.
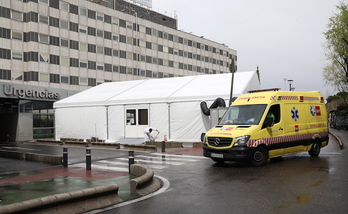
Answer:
[106, 106, 109, 140]
[168, 103, 171, 140]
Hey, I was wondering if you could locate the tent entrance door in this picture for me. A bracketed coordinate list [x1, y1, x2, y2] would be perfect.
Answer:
[125, 107, 149, 138]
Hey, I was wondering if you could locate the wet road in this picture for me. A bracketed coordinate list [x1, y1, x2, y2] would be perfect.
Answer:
[1, 129, 347, 214]
[100, 129, 348, 214]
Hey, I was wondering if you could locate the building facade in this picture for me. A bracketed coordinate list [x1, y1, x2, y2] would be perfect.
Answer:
[0, 0, 237, 142]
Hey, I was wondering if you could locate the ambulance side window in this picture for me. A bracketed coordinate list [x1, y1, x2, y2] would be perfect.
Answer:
[268, 104, 281, 124]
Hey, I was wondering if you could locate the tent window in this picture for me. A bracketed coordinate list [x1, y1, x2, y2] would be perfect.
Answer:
[126, 110, 136, 125]
[138, 109, 148, 125]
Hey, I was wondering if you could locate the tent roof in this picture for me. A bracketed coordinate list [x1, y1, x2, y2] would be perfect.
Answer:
[54, 71, 260, 108]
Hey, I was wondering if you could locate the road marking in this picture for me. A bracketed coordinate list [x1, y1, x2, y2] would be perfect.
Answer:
[136, 155, 200, 162]
[150, 153, 206, 159]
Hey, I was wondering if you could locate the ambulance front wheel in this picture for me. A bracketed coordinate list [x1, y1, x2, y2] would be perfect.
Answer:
[251, 146, 269, 166]
[308, 141, 321, 157]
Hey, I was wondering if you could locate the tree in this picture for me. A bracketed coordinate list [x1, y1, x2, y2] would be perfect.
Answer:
[323, 1, 348, 97]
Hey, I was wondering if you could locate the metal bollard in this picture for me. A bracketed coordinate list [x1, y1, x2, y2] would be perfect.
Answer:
[63, 147, 68, 167]
[86, 148, 91, 170]
[128, 150, 134, 173]
[161, 141, 166, 152]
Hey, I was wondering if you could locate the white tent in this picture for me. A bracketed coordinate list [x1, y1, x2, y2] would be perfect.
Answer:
[54, 71, 261, 142]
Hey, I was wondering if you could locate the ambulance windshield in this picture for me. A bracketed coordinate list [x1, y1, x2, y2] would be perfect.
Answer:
[219, 104, 267, 125]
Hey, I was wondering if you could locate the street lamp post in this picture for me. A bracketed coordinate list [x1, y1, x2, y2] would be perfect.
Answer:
[287, 79, 293, 91]
[229, 58, 236, 106]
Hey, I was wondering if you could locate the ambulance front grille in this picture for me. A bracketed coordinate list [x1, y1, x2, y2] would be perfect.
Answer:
[207, 137, 233, 147]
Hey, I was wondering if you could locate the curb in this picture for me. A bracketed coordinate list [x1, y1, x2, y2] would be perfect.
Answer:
[130, 164, 162, 196]
[329, 131, 344, 149]
[0, 184, 122, 214]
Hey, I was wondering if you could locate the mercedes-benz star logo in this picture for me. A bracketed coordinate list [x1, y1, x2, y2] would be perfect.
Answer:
[214, 138, 220, 146]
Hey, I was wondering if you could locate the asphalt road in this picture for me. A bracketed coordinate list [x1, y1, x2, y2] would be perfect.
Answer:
[1, 129, 347, 214]
[99, 129, 348, 214]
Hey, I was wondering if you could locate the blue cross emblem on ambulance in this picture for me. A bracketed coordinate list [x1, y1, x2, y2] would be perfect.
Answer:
[291, 107, 299, 122]
[310, 106, 316, 116]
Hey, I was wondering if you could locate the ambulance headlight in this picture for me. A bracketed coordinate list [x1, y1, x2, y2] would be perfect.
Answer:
[234, 135, 250, 146]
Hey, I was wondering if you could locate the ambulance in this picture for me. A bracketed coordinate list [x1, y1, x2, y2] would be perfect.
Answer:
[203, 89, 329, 166]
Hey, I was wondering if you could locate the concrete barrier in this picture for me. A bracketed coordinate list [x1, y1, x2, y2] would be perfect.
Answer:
[123, 144, 157, 152]
[0, 150, 25, 160]
[0, 150, 62, 165]
[192, 142, 203, 148]
[25, 153, 63, 165]
[145, 141, 183, 148]
[0, 184, 122, 214]
[130, 164, 162, 196]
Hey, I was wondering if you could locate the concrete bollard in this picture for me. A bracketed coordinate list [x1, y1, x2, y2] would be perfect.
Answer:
[86, 148, 91, 170]
[63, 147, 68, 167]
[128, 150, 134, 173]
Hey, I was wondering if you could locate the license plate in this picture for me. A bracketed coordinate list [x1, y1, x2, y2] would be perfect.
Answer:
[211, 153, 223, 158]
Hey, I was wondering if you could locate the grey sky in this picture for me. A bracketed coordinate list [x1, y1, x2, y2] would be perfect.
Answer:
[152, 0, 341, 98]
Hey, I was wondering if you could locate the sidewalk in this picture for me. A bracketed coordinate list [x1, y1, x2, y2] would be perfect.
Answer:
[0, 144, 203, 213]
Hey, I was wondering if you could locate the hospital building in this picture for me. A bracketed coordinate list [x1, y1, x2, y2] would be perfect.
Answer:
[0, 0, 237, 142]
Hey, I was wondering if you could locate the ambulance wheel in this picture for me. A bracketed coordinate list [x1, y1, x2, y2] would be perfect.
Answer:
[212, 158, 225, 164]
[309, 141, 321, 157]
[251, 146, 268, 166]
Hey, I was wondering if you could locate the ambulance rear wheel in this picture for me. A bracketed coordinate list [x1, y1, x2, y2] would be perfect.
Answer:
[212, 158, 225, 164]
[251, 146, 268, 166]
[309, 141, 321, 157]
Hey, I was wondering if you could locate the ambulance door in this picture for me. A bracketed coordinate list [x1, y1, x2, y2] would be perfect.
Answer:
[283, 103, 309, 154]
[263, 104, 285, 157]
[125, 105, 149, 138]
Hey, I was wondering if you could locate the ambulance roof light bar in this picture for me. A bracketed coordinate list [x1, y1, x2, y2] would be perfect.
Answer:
[248, 88, 281, 93]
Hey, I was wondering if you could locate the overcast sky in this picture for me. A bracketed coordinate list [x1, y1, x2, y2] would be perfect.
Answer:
[152, 0, 341, 98]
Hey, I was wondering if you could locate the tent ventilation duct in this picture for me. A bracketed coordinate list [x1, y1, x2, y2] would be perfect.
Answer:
[200, 98, 226, 116]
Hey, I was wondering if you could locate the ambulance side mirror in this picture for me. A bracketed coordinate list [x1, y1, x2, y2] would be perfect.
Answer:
[263, 116, 274, 128]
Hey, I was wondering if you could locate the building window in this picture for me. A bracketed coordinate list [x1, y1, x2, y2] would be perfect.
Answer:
[11, 10, 22, 21]
[12, 51, 22, 60]
[60, 57, 69, 66]
[96, 63, 104, 70]
[79, 25, 87, 34]
[79, 42, 87, 51]
[97, 29, 103, 38]
[80, 7, 87, 16]
[80, 60, 87, 68]
[39, 34, 49, 44]
[97, 12, 104, 21]
[12, 71, 23, 81]
[112, 17, 118, 25]
[61, 76, 69, 84]
[50, 73, 60, 83]
[39, 0, 49, 5]
[126, 110, 136, 125]
[138, 109, 148, 125]
[60, 20, 69, 29]
[97, 46, 103, 54]
[12, 31, 22, 40]
[113, 65, 118, 72]
[80, 77, 88, 86]
[60, 1, 69, 12]
[39, 53, 49, 63]
[88, 78, 96, 86]
[39, 15, 49, 24]
[40, 73, 49, 82]
[70, 76, 79, 85]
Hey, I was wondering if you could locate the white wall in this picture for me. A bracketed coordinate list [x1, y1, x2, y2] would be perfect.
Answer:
[55, 106, 107, 141]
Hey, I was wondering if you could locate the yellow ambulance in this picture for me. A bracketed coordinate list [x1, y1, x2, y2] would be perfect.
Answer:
[203, 89, 329, 166]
